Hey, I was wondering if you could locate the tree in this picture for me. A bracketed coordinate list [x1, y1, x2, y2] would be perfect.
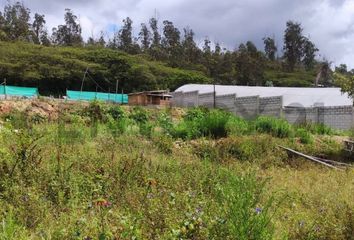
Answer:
[118, 17, 133, 52]
[334, 72, 354, 99]
[139, 23, 151, 52]
[162, 20, 181, 66]
[315, 60, 333, 87]
[2, 2, 31, 41]
[149, 17, 160, 47]
[302, 37, 318, 70]
[0, 10, 6, 40]
[32, 13, 49, 45]
[182, 27, 200, 64]
[263, 37, 277, 61]
[52, 9, 82, 46]
[148, 17, 163, 60]
[335, 64, 348, 75]
[234, 43, 265, 86]
[283, 21, 304, 71]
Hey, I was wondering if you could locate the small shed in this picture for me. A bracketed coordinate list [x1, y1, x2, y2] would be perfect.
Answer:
[128, 90, 172, 106]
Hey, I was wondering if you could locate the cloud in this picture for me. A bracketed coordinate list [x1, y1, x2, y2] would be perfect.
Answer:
[0, 0, 353, 68]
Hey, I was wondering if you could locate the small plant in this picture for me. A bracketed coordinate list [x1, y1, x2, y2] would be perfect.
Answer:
[296, 128, 314, 144]
[106, 105, 125, 120]
[225, 116, 249, 136]
[255, 116, 293, 138]
[212, 170, 275, 239]
[130, 106, 149, 124]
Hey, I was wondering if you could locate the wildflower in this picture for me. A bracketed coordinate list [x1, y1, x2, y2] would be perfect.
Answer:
[94, 198, 112, 207]
[255, 207, 262, 214]
[147, 178, 157, 187]
[299, 220, 305, 227]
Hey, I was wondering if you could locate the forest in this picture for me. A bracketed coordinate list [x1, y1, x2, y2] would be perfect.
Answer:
[0, 1, 353, 96]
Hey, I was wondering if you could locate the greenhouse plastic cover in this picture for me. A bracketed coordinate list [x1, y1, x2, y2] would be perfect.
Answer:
[0, 85, 38, 97]
[66, 90, 128, 103]
[175, 84, 353, 107]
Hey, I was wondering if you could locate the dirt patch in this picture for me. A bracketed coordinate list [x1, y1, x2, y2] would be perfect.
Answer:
[0, 99, 88, 120]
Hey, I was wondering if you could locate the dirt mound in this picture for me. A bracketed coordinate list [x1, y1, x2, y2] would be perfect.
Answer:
[0, 99, 79, 120]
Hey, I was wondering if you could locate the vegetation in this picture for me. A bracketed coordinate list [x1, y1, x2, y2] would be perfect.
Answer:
[1, 2, 351, 97]
[0, 102, 352, 239]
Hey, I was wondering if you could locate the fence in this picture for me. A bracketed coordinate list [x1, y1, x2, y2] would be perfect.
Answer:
[66, 90, 128, 104]
[0, 85, 38, 98]
[171, 91, 354, 130]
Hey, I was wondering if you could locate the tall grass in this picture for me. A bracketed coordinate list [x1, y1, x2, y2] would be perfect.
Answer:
[255, 116, 293, 138]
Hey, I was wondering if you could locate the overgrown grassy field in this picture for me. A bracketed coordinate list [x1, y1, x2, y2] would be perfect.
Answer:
[0, 101, 352, 239]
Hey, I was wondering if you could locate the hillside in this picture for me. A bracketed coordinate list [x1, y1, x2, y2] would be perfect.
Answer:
[0, 41, 211, 95]
[0, 42, 321, 97]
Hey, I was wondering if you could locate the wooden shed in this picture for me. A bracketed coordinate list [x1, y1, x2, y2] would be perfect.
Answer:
[128, 90, 172, 106]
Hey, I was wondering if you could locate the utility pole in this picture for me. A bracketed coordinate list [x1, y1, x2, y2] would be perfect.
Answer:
[4, 78, 6, 100]
[213, 80, 216, 109]
[80, 67, 89, 100]
[115, 79, 119, 103]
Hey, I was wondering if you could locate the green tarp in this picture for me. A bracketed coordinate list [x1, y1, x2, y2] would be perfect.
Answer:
[0, 86, 38, 97]
[66, 90, 128, 103]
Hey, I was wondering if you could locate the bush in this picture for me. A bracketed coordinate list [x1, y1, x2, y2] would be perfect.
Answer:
[225, 116, 249, 136]
[106, 105, 125, 120]
[157, 112, 174, 135]
[255, 116, 293, 138]
[106, 116, 129, 137]
[199, 110, 231, 139]
[130, 107, 149, 124]
[183, 107, 208, 122]
[171, 109, 231, 140]
[306, 123, 333, 135]
[83, 100, 106, 122]
[296, 128, 314, 144]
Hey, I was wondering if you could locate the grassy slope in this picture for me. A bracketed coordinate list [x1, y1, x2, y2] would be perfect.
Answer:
[264, 61, 317, 87]
[0, 102, 352, 239]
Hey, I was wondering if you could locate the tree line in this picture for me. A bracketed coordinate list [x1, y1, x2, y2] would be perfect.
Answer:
[0, 1, 351, 89]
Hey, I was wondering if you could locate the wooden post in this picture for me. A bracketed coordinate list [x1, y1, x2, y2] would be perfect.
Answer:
[115, 79, 119, 103]
[213, 83, 216, 109]
[4, 78, 6, 100]
[80, 67, 89, 100]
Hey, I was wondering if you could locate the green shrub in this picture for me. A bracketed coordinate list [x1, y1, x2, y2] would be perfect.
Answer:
[183, 107, 208, 121]
[199, 110, 230, 139]
[225, 116, 249, 136]
[106, 105, 125, 120]
[296, 128, 314, 144]
[172, 109, 231, 139]
[83, 100, 106, 122]
[130, 107, 149, 124]
[106, 116, 129, 137]
[157, 112, 174, 135]
[255, 116, 293, 138]
[139, 122, 154, 138]
[305, 123, 333, 135]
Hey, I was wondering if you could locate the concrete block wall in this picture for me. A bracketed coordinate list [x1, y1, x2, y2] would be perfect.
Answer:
[235, 96, 259, 119]
[171, 91, 354, 130]
[216, 94, 237, 112]
[198, 92, 214, 108]
[283, 107, 307, 125]
[305, 108, 319, 124]
[171, 92, 183, 107]
[318, 106, 354, 130]
[259, 96, 283, 117]
[183, 91, 199, 107]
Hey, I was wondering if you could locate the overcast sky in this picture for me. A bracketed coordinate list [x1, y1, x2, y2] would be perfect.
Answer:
[1, 0, 354, 68]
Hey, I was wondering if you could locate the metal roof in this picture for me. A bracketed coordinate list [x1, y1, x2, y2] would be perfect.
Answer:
[175, 84, 353, 107]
